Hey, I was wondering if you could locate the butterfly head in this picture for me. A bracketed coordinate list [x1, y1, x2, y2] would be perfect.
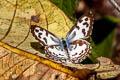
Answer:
[61, 38, 65, 41]
[61, 38, 67, 48]
[61, 38, 66, 44]
[61, 38, 72, 51]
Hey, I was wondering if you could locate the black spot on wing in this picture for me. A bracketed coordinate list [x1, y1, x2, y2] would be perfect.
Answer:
[46, 31, 48, 36]
[81, 50, 83, 53]
[35, 29, 39, 32]
[74, 45, 77, 49]
[38, 33, 42, 38]
[59, 54, 64, 56]
[71, 46, 73, 48]
[85, 17, 88, 21]
[53, 52, 55, 55]
[76, 26, 80, 30]
[50, 46, 54, 49]
[55, 46, 60, 50]
[79, 19, 83, 23]
[40, 28, 43, 31]
[82, 29, 86, 36]
[83, 22, 89, 27]
[43, 37, 47, 44]
[72, 53, 78, 56]
[55, 74, 59, 79]
[79, 50, 83, 55]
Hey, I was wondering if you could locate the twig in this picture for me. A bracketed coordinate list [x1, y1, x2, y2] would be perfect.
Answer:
[109, 0, 120, 12]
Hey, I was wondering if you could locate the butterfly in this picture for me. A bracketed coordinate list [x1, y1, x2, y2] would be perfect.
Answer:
[30, 12, 93, 64]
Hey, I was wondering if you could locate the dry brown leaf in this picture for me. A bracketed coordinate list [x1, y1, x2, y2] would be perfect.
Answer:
[95, 57, 120, 79]
[0, 45, 78, 80]
[70, 57, 120, 79]
[1, 41, 120, 80]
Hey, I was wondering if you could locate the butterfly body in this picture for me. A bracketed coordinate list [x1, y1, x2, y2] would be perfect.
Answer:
[31, 12, 93, 64]
[61, 38, 67, 48]
[60, 38, 71, 51]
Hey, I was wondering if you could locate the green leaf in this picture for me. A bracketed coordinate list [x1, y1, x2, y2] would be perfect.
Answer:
[104, 16, 120, 23]
[96, 30, 115, 57]
[92, 17, 117, 58]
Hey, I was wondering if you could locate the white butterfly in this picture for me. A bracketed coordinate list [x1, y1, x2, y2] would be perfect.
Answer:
[31, 12, 93, 64]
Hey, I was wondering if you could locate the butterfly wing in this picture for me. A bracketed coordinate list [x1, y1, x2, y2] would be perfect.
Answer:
[45, 45, 68, 63]
[31, 25, 60, 46]
[66, 12, 93, 42]
[68, 40, 91, 63]
[31, 25, 68, 63]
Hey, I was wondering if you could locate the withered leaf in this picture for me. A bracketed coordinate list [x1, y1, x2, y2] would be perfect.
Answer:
[0, 45, 78, 80]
